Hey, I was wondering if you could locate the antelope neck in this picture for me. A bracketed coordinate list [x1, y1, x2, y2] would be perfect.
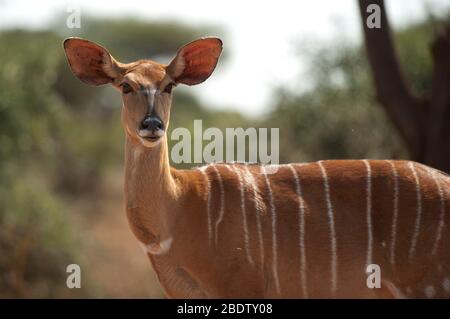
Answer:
[124, 136, 179, 241]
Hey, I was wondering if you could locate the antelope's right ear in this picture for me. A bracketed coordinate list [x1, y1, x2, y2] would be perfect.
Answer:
[63, 38, 124, 86]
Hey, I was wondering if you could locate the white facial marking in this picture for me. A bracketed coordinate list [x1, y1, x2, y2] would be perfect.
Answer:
[317, 160, 338, 296]
[137, 88, 165, 148]
[145, 87, 158, 114]
[137, 134, 163, 148]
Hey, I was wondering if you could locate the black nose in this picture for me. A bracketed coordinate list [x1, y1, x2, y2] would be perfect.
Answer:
[140, 116, 164, 131]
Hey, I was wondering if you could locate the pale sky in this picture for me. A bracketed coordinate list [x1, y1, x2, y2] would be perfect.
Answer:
[1, 0, 449, 116]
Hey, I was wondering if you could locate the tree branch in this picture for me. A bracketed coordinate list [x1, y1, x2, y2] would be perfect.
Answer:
[425, 25, 450, 168]
[358, 0, 422, 156]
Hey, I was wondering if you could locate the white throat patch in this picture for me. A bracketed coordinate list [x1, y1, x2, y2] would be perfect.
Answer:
[139, 237, 173, 256]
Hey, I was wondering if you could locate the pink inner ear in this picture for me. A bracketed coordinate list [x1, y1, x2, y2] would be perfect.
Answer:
[65, 39, 114, 86]
[174, 38, 222, 86]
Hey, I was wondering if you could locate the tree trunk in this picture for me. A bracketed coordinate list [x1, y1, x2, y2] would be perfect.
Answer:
[358, 0, 450, 173]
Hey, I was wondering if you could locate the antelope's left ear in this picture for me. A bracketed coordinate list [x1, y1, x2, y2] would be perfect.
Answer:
[166, 37, 222, 86]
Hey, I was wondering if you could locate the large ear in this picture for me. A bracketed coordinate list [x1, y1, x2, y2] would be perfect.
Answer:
[166, 37, 222, 86]
[63, 38, 123, 86]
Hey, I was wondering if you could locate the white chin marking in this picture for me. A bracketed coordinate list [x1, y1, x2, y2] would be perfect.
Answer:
[140, 137, 162, 148]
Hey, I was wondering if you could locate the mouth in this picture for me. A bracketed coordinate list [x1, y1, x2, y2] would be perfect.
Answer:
[143, 135, 160, 142]
[138, 129, 165, 145]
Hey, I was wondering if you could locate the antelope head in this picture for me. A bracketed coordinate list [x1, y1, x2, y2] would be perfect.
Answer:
[63, 37, 223, 148]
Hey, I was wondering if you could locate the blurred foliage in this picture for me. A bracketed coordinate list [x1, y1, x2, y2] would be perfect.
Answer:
[266, 14, 449, 163]
[266, 40, 405, 163]
[0, 10, 447, 297]
[0, 169, 77, 297]
[0, 30, 81, 297]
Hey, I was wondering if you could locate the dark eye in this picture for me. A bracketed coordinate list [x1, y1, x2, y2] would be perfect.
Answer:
[122, 82, 133, 94]
[163, 82, 175, 94]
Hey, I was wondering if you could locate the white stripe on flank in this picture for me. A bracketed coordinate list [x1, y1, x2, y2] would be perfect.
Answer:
[386, 160, 400, 266]
[362, 160, 373, 267]
[242, 165, 265, 268]
[317, 161, 338, 295]
[198, 166, 213, 247]
[261, 165, 281, 295]
[230, 165, 254, 265]
[429, 168, 446, 256]
[211, 165, 225, 249]
[241, 166, 266, 214]
[408, 162, 422, 260]
[288, 164, 308, 298]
